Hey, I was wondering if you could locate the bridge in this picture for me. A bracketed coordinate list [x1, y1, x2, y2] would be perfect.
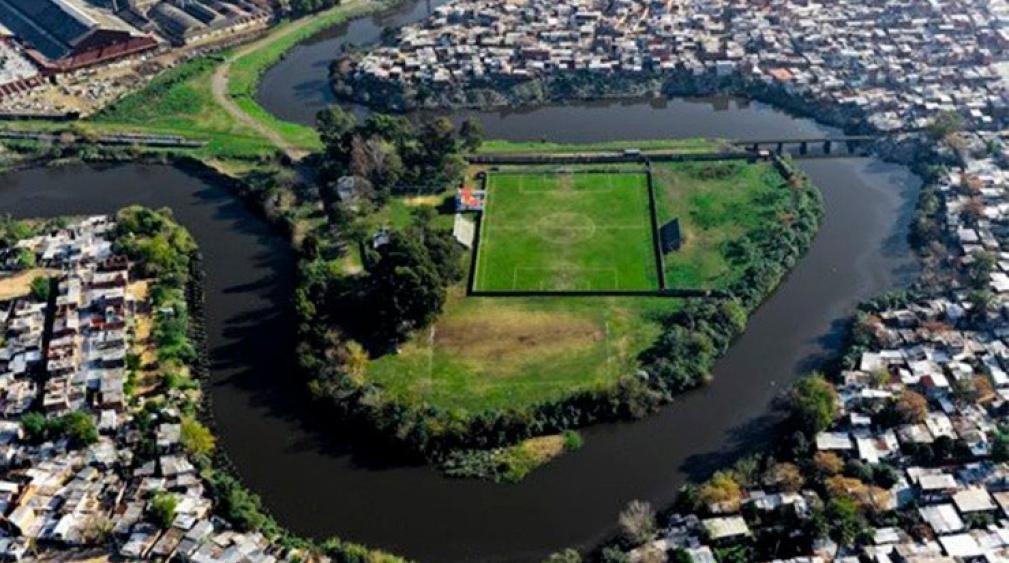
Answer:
[731, 135, 880, 156]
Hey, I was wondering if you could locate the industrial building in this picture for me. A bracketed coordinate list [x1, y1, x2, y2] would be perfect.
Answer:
[0, 0, 157, 71]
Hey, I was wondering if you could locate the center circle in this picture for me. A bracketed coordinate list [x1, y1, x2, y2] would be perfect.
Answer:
[536, 212, 596, 244]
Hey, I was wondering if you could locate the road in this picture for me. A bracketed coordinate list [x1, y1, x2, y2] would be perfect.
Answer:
[208, 11, 353, 163]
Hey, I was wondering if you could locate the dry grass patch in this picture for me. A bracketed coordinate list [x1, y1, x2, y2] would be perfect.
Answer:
[521, 434, 566, 460]
[434, 309, 604, 375]
[0, 269, 58, 301]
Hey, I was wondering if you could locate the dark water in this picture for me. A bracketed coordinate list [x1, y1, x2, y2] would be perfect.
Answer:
[254, 0, 830, 144]
[256, 0, 449, 125]
[0, 5, 921, 560]
[0, 154, 920, 563]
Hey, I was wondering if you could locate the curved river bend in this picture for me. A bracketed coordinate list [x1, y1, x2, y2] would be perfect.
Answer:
[0, 10, 922, 562]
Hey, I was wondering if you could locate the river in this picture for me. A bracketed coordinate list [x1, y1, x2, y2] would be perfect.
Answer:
[0, 7, 922, 562]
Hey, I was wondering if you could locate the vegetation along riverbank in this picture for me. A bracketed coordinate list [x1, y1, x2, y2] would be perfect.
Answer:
[293, 105, 824, 479]
[0, 194, 408, 561]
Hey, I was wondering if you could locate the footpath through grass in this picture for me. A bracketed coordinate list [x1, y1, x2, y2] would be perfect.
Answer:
[53, 1, 382, 160]
[224, 0, 377, 153]
[90, 56, 276, 159]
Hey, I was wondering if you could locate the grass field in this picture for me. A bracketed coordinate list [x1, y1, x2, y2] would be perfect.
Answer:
[652, 160, 791, 289]
[365, 288, 678, 411]
[365, 159, 791, 413]
[90, 56, 277, 159]
[473, 171, 658, 292]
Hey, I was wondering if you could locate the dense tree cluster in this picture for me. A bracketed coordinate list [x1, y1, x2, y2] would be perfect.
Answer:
[20, 411, 98, 448]
[294, 158, 825, 459]
[300, 207, 464, 350]
[113, 207, 199, 369]
[317, 107, 476, 210]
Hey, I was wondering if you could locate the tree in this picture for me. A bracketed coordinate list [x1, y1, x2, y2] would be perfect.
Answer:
[80, 514, 113, 546]
[419, 117, 458, 160]
[788, 374, 838, 435]
[317, 106, 356, 149]
[697, 471, 742, 511]
[459, 117, 485, 152]
[894, 389, 928, 424]
[617, 500, 657, 545]
[953, 376, 980, 404]
[968, 289, 994, 321]
[822, 497, 867, 545]
[813, 451, 844, 476]
[206, 472, 268, 532]
[339, 340, 370, 384]
[368, 232, 447, 341]
[362, 113, 414, 145]
[926, 111, 964, 140]
[149, 492, 177, 529]
[15, 248, 35, 269]
[601, 546, 631, 563]
[180, 417, 215, 458]
[61, 411, 98, 448]
[968, 251, 997, 288]
[992, 426, 1009, 462]
[29, 276, 50, 302]
[764, 462, 805, 492]
[20, 412, 48, 443]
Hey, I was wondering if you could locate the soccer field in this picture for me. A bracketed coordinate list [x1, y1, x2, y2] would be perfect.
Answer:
[473, 171, 660, 292]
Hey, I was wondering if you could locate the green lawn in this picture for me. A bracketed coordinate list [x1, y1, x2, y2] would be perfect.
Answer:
[653, 160, 790, 289]
[474, 171, 658, 292]
[364, 158, 792, 414]
[88, 56, 278, 159]
[365, 289, 678, 411]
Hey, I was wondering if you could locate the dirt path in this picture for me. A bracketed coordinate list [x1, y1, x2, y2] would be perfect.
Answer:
[211, 53, 307, 162]
[209, 5, 367, 162]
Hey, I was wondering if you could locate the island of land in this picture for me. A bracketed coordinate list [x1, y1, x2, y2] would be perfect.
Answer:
[1, 0, 1009, 562]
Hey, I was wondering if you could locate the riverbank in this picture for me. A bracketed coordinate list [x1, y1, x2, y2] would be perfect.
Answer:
[0, 0, 405, 163]
[298, 142, 824, 483]
[0, 162, 410, 562]
[0, 2, 934, 558]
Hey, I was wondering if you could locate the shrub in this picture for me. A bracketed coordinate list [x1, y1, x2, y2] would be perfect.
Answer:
[28, 276, 50, 302]
[180, 417, 215, 458]
[618, 500, 657, 545]
[149, 492, 177, 529]
[788, 374, 838, 435]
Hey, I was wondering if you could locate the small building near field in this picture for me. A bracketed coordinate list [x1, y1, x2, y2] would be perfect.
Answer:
[456, 185, 486, 212]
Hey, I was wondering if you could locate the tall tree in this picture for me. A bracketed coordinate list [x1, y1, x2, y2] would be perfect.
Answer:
[459, 117, 485, 152]
[788, 373, 838, 435]
[368, 232, 447, 340]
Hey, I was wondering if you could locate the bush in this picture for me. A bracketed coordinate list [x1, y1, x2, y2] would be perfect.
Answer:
[61, 411, 98, 448]
[618, 500, 657, 545]
[180, 417, 215, 458]
[21, 411, 97, 447]
[29, 276, 50, 302]
[787, 374, 838, 436]
[562, 430, 583, 451]
[148, 492, 177, 529]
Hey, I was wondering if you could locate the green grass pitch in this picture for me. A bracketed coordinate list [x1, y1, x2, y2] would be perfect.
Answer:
[473, 171, 659, 292]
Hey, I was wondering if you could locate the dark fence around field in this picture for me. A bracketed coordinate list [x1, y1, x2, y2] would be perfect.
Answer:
[467, 151, 757, 165]
[469, 288, 729, 298]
